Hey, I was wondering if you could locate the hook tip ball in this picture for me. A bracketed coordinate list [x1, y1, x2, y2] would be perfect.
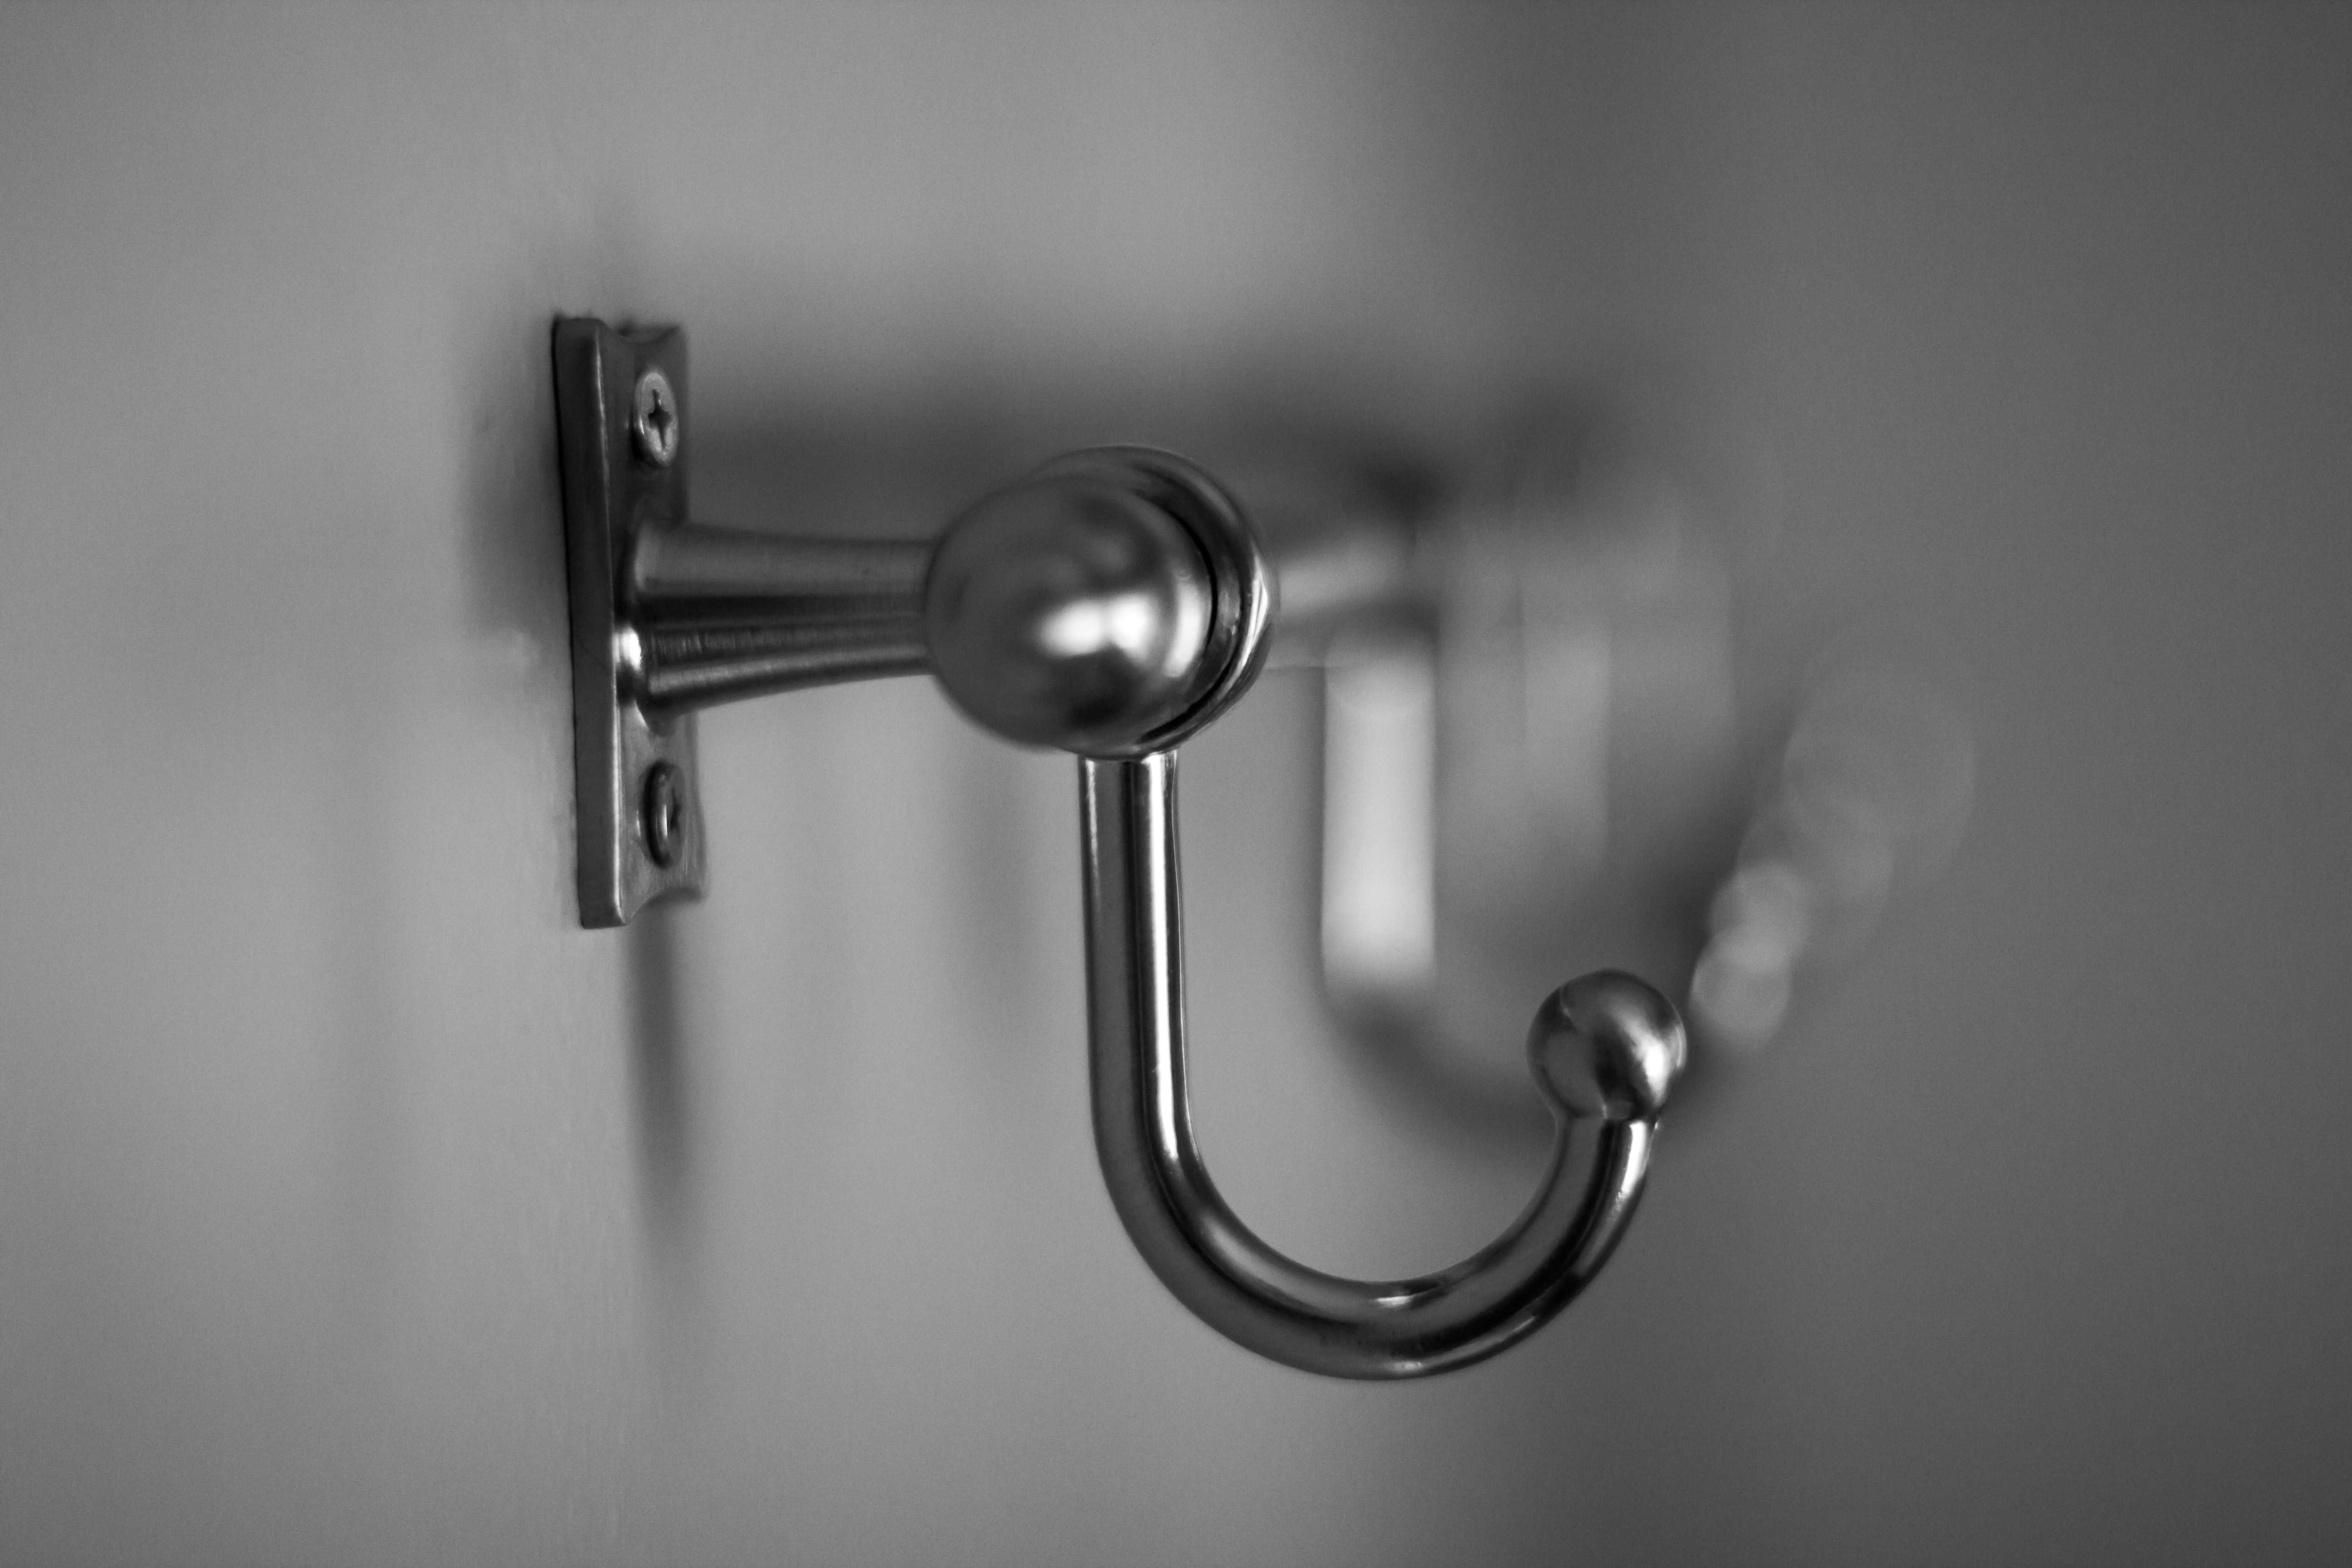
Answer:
[1529, 971, 1685, 1122]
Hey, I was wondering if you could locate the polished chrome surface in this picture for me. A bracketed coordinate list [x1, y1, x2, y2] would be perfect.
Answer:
[1082, 752, 1680, 1378]
[926, 461, 1212, 752]
[612, 447, 1268, 738]
[558, 314, 1684, 1377]
[926, 449, 1269, 758]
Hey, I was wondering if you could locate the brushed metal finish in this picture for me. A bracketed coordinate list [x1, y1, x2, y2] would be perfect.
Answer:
[627, 526, 932, 710]
[636, 620, 930, 711]
[632, 527, 930, 622]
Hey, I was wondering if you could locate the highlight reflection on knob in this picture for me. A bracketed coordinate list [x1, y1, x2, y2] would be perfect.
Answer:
[924, 467, 1215, 756]
[1528, 970, 1685, 1122]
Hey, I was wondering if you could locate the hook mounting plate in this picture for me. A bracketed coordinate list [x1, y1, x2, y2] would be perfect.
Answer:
[553, 317, 706, 926]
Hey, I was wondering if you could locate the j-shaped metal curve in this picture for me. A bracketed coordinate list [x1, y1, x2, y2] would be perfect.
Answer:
[1082, 751, 1681, 1378]
[554, 316, 1687, 1378]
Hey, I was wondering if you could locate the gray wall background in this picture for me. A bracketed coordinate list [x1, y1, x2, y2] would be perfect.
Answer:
[0, 5, 2346, 1564]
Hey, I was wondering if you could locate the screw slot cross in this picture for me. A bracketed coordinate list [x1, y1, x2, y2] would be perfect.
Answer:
[631, 368, 678, 467]
[641, 760, 687, 867]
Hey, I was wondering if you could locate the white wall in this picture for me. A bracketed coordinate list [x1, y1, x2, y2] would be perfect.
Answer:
[2, 6, 2347, 1565]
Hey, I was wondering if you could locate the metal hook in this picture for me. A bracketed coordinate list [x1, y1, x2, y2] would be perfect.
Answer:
[554, 317, 1686, 1377]
[1084, 752, 1682, 1377]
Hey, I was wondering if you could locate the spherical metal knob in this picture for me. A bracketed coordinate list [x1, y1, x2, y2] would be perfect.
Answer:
[1527, 970, 1686, 1122]
[923, 451, 1269, 758]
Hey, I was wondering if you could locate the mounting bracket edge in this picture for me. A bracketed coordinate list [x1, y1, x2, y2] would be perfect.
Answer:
[552, 316, 706, 926]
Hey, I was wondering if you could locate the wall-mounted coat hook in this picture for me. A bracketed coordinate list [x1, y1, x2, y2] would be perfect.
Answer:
[552, 317, 1685, 1378]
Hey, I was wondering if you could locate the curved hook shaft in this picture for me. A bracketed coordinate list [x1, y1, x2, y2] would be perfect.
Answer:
[1080, 751, 1676, 1379]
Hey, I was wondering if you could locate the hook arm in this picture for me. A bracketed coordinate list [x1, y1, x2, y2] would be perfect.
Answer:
[1081, 750, 1681, 1379]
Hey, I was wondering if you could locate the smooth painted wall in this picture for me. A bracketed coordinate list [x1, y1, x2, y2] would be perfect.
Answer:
[1, 6, 2346, 1565]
